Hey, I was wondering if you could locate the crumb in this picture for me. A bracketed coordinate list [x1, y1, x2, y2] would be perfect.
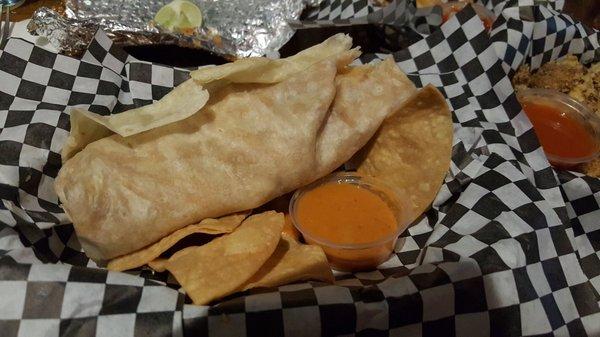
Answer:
[512, 64, 531, 88]
[570, 62, 600, 117]
[527, 55, 586, 93]
[582, 158, 600, 178]
[513, 84, 530, 94]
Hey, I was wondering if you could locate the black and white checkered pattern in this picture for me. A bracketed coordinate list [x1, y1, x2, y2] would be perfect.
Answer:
[482, 0, 564, 16]
[489, 0, 599, 76]
[303, 0, 376, 20]
[297, 0, 441, 47]
[1, 1, 600, 336]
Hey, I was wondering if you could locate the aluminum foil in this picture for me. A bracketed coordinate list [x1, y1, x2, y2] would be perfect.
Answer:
[28, 0, 315, 58]
[27, 7, 98, 57]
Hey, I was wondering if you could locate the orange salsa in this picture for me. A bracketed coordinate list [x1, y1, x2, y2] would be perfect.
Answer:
[294, 182, 399, 271]
[522, 101, 598, 164]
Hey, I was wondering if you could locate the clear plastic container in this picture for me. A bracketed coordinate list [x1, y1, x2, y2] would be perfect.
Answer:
[289, 172, 412, 272]
[516, 88, 600, 168]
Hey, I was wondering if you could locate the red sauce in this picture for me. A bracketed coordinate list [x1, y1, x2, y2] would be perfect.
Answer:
[521, 101, 598, 161]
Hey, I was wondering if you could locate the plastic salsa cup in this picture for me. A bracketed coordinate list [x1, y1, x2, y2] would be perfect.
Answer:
[289, 172, 412, 272]
[516, 88, 600, 168]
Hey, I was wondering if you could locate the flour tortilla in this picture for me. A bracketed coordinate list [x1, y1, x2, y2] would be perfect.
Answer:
[55, 50, 415, 261]
[190, 34, 359, 85]
[61, 34, 358, 159]
[61, 109, 113, 163]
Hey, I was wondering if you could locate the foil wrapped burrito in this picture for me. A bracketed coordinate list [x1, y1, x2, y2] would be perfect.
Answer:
[54, 35, 418, 261]
[28, 0, 315, 58]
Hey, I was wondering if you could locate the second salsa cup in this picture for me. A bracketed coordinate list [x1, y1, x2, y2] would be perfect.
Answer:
[516, 88, 600, 168]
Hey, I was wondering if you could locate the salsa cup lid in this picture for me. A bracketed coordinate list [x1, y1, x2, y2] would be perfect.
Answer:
[516, 88, 600, 166]
[289, 171, 412, 250]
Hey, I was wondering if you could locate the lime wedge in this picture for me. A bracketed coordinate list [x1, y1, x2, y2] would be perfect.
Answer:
[155, 0, 203, 31]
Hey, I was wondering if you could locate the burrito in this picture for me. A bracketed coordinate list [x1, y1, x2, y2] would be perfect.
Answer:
[55, 35, 416, 261]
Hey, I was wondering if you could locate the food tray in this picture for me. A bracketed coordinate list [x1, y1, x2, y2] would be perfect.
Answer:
[0, 0, 599, 336]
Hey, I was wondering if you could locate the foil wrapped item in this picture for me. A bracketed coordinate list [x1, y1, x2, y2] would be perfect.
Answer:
[27, 8, 98, 57]
[28, 0, 314, 59]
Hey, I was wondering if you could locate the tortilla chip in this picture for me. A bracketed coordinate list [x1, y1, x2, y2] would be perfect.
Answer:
[106, 212, 248, 272]
[282, 214, 301, 241]
[165, 211, 284, 305]
[148, 258, 168, 272]
[241, 233, 333, 290]
[190, 34, 359, 85]
[315, 57, 418, 176]
[355, 85, 453, 223]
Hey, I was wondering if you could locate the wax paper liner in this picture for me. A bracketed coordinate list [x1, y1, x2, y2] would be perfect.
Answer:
[1, 0, 600, 336]
[296, 0, 442, 35]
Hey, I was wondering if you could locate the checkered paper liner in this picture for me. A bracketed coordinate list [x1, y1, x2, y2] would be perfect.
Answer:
[302, 0, 564, 22]
[300, 0, 572, 52]
[296, 0, 442, 36]
[1, 2, 600, 337]
[295, 0, 443, 54]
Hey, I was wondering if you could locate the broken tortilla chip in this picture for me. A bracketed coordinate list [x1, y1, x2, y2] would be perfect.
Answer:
[241, 233, 333, 290]
[106, 212, 248, 272]
[165, 211, 284, 305]
[355, 85, 453, 223]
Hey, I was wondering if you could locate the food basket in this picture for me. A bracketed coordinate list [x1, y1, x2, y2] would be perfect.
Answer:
[0, 0, 599, 336]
